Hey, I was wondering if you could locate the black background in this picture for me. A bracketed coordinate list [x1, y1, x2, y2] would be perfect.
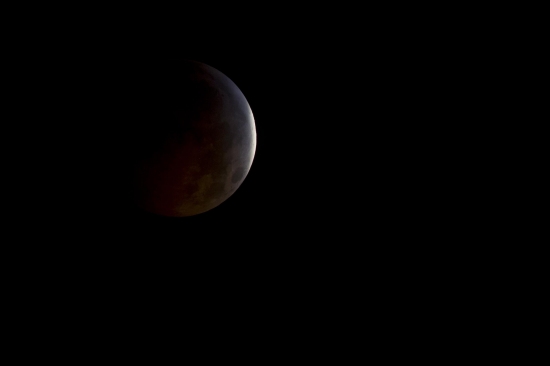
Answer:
[2, 14, 498, 350]
[0, 8, 508, 353]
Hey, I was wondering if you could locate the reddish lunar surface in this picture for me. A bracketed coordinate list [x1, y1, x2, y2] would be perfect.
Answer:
[131, 60, 256, 217]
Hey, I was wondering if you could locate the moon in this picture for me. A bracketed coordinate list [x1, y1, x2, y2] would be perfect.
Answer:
[130, 59, 256, 217]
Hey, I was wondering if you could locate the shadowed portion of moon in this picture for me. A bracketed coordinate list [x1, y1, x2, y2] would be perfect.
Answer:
[130, 60, 256, 217]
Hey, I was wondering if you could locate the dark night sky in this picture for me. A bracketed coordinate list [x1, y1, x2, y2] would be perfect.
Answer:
[4, 12, 490, 345]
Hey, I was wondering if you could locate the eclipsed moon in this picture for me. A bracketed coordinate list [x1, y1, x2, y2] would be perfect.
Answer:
[131, 59, 256, 217]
